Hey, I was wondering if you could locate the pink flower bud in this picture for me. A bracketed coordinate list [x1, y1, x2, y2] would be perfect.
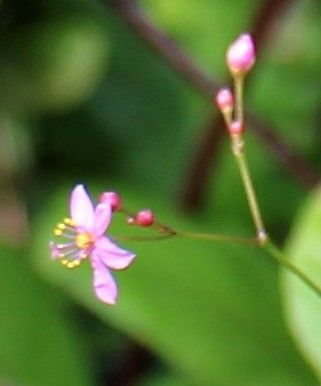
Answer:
[228, 121, 244, 136]
[215, 88, 234, 112]
[226, 33, 255, 75]
[136, 209, 155, 227]
[99, 191, 121, 211]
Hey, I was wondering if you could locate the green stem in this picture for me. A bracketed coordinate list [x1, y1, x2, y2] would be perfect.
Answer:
[232, 139, 267, 242]
[178, 231, 258, 245]
[115, 234, 176, 242]
[116, 230, 257, 245]
[264, 240, 321, 298]
[234, 75, 244, 123]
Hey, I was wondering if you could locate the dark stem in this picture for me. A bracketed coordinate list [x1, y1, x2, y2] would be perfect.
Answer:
[107, 340, 153, 386]
[109, 0, 219, 96]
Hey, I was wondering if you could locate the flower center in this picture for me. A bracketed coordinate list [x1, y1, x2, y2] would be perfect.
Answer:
[51, 218, 96, 269]
[76, 232, 95, 250]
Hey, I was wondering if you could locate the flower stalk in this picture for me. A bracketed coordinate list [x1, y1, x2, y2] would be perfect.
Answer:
[231, 135, 267, 243]
[234, 75, 244, 124]
[264, 240, 321, 299]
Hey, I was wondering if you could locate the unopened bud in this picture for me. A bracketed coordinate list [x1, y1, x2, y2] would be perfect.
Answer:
[226, 33, 255, 76]
[215, 88, 234, 113]
[136, 209, 155, 227]
[229, 121, 244, 136]
[99, 191, 121, 211]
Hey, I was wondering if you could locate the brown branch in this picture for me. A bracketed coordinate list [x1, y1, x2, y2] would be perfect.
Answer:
[108, 0, 319, 206]
[109, 0, 219, 96]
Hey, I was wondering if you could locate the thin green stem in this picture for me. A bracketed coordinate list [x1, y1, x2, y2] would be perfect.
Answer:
[116, 229, 257, 245]
[264, 240, 321, 298]
[115, 234, 176, 242]
[232, 141, 267, 242]
[231, 72, 266, 240]
[222, 109, 233, 128]
[119, 206, 258, 245]
[178, 231, 258, 245]
[234, 75, 244, 123]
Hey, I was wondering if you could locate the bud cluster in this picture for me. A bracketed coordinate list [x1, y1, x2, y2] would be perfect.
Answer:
[99, 191, 155, 227]
[214, 33, 255, 138]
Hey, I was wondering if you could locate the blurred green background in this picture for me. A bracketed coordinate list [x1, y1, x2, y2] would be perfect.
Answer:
[1, 0, 321, 385]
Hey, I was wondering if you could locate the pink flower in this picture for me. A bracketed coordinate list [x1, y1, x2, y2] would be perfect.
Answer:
[226, 33, 255, 75]
[50, 185, 135, 305]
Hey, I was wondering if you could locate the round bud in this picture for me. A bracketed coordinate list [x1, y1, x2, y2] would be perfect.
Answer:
[215, 88, 234, 112]
[99, 191, 121, 211]
[136, 209, 155, 227]
[228, 121, 244, 136]
[226, 33, 255, 76]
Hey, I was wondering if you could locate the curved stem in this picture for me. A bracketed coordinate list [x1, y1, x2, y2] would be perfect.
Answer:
[118, 207, 258, 245]
[115, 217, 321, 298]
[116, 228, 258, 245]
[177, 231, 258, 245]
[264, 240, 321, 298]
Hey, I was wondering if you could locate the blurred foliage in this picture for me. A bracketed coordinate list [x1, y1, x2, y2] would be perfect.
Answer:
[0, 0, 320, 385]
[0, 245, 92, 386]
[283, 186, 321, 382]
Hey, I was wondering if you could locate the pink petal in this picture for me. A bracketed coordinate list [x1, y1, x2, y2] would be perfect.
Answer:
[91, 253, 118, 305]
[70, 185, 94, 230]
[93, 203, 112, 236]
[94, 236, 135, 270]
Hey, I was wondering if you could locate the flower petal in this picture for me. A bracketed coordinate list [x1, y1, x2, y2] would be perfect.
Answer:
[94, 236, 135, 270]
[93, 203, 112, 236]
[91, 253, 118, 305]
[70, 185, 94, 230]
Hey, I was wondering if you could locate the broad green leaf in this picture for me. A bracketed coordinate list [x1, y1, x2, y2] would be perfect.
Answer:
[32, 184, 317, 386]
[282, 186, 321, 381]
[0, 245, 92, 386]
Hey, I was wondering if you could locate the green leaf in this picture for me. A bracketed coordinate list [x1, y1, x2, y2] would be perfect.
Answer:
[0, 245, 92, 386]
[32, 184, 317, 385]
[282, 186, 321, 381]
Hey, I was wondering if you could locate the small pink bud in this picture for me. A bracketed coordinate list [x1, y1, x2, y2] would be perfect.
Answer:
[226, 33, 255, 75]
[228, 121, 244, 136]
[99, 191, 122, 211]
[215, 88, 234, 112]
[136, 209, 155, 227]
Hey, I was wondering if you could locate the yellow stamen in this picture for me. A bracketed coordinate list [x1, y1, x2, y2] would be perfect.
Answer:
[64, 218, 75, 226]
[57, 223, 66, 230]
[54, 229, 62, 236]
